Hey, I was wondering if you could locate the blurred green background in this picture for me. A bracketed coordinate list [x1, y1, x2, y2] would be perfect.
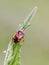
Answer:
[0, 0, 49, 65]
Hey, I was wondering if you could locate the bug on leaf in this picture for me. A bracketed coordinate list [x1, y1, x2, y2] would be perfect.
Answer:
[13, 29, 24, 43]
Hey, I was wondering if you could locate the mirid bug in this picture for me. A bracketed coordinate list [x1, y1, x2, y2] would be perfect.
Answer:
[13, 29, 24, 43]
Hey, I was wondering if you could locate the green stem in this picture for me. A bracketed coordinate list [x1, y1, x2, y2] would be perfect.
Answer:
[19, 6, 38, 30]
[4, 6, 38, 65]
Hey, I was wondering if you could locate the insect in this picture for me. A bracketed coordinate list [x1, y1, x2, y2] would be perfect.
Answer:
[13, 29, 24, 43]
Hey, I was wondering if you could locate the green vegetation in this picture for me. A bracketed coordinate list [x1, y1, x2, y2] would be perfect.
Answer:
[3, 7, 38, 65]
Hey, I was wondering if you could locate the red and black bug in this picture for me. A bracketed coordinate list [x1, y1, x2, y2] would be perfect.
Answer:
[13, 29, 24, 43]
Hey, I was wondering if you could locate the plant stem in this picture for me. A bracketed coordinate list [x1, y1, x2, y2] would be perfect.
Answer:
[4, 6, 38, 65]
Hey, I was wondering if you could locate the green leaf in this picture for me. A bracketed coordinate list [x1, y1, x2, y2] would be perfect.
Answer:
[3, 6, 38, 65]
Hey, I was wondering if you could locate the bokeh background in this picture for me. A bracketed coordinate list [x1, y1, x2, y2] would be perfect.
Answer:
[0, 0, 49, 65]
